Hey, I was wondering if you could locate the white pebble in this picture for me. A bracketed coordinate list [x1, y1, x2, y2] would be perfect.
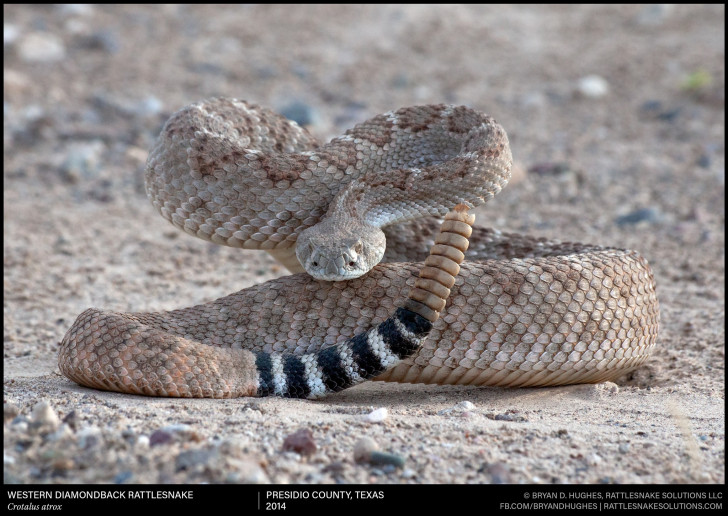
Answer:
[577, 75, 609, 98]
[47, 424, 73, 442]
[365, 407, 388, 423]
[31, 401, 60, 431]
[4, 451, 16, 465]
[18, 32, 66, 63]
[4, 24, 20, 46]
[587, 453, 603, 466]
[437, 400, 476, 415]
[401, 468, 417, 479]
[453, 401, 475, 411]
[57, 4, 94, 16]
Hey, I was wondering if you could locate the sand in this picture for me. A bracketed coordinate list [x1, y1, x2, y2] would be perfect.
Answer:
[3, 5, 724, 485]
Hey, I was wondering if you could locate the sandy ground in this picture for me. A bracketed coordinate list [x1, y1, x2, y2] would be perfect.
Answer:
[3, 5, 724, 485]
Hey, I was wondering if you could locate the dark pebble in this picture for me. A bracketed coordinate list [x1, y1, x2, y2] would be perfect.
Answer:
[390, 73, 409, 89]
[639, 100, 681, 122]
[368, 451, 405, 469]
[615, 207, 660, 226]
[279, 101, 317, 127]
[149, 429, 173, 446]
[61, 410, 78, 430]
[478, 462, 512, 484]
[322, 461, 346, 474]
[282, 428, 317, 456]
[528, 162, 572, 176]
[488, 411, 527, 422]
[640, 100, 663, 113]
[113, 471, 134, 484]
[76, 31, 120, 53]
[657, 108, 681, 122]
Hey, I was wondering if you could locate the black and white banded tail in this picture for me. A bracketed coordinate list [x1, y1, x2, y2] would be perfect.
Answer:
[254, 205, 475, 398]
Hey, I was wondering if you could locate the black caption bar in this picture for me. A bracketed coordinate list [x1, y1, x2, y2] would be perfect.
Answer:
[3, 484, 724, 513]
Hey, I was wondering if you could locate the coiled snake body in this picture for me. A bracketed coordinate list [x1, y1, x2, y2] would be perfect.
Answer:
[59, 99, 659, 398]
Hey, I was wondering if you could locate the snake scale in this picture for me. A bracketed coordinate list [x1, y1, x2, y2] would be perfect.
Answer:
[59, 98, 660, 399]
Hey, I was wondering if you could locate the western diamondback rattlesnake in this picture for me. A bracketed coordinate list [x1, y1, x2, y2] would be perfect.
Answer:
[58, 98, 660, 398]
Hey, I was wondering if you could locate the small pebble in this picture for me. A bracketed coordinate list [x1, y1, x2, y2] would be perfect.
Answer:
[401, 468, 417, 479]
[322, 461, 346, 474]
[18, 32, 66, 63]
[489, 410, 527, 422]
[30, 401, 60, 433]
[368, 451, 405, 469]
[353, 437, 379, 463]
[77, 426, 102, 449]
[60, 141, 106, 183]
[175, 448, 217, 471]
[57, 4, 95, 16]
[576, 75, 609, 98]
[157, 423, 203, 442]
[4, 402, 20, 423]
[636, 4, 673, 26]
[4, 24, 20, 46]
[11, 419, 28, 433]
[113, 471, 134, 484]
[92, 93, 163, 118]
[149, 429, 173, 446]
[3, 69, 30, 99]
[528, 162, 572, 176]
[280, 101, 318, 127]
[615, 207, 661, 226]
[697, 153, 711, 169]
[437, 400, 476, 415]
[453, 401, 475, 411]
[479, 462, 512, 484]
[365, 407, 388, 423]
[46, 424, 73, 442]
[282, 428, 317, 456]
[587, 453, 603, 466]
[77, 31, 121, 54]
[61, 410, 78, 430]
[4, 452, 16, 465]
[225, 459, 268, 483]
[390, 73, 409, 89]
[353, 437, 404, 468]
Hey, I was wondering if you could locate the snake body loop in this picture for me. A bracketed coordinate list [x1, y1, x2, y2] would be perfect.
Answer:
[58, 99, 659, 398]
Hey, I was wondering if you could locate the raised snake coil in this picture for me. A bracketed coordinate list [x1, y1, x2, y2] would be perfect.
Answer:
[58, 99, 660, 398]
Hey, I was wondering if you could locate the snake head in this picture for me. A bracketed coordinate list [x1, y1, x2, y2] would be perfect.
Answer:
[295, 216, 386, 281]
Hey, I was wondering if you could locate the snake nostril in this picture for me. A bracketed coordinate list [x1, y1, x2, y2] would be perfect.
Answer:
[348, 261, 356, 267]
[312, 261, 318, 267]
